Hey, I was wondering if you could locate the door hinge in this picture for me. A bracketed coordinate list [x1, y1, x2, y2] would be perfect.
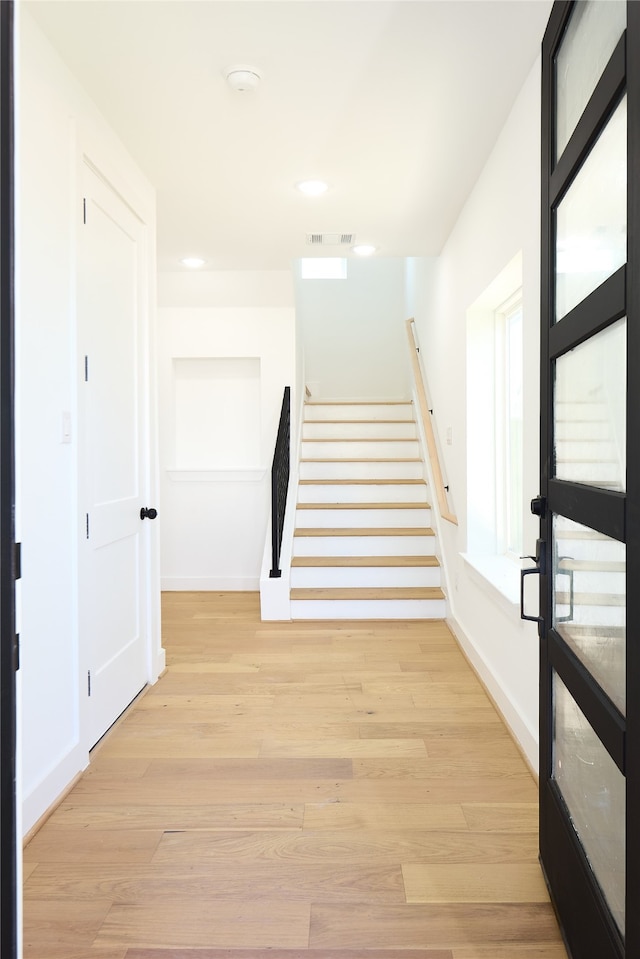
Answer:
[87, 670, 91, 697]
[84, 355, 89, 382]
[86, 513, 90, 539]
[14, 634, 19, 672]
[14, 541, 21, 580]
[83, 197, 87, 224]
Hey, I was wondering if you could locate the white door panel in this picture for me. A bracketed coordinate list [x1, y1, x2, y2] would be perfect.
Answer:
[78, 163, 148, 749]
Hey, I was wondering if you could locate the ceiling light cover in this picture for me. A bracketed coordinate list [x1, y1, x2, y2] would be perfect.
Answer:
[297, 180, 329, 197]
[225, 66, 262, 92]
[352, 244, 377, 256]
[181, 257, 206, 268]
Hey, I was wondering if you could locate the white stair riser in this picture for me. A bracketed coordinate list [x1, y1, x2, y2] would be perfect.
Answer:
[555, 421, 611, 440]
[555, 401, 610, 419]
[556, 570, 625, 594]
[303, 421, 417, 440]
[300, 460, 424, 480]
[297, 483, 428, 504]
[304, 404, 413, 421]
[290, 566, 442, 588]
[290, 598, 447, 620]
[555, 440, 617, 459]
[556, 466, 622, 486]
[556, 606, 625, 628]
[301, 439, 419, 459]
[295, 508, 431, 528]
[554, 541, 624, 563]
[293, 534, 436, 556]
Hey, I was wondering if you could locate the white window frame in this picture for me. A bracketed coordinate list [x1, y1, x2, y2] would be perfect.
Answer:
[494, 290, 524, 562]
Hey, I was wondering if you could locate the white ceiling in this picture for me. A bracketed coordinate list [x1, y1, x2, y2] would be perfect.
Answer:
[24, 0, 553, 272]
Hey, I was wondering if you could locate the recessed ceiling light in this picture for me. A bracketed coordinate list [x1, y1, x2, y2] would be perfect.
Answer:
[296, 180, 329, 197]
[180, 257, 206, 269]
[352, 244, 377, 256]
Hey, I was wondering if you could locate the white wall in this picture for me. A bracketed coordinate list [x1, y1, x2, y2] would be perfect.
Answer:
[294, 257, 410, 399]
[18, 11, 158, 833]
[157, 271, 296, 590]
[410, 59, 542, 770]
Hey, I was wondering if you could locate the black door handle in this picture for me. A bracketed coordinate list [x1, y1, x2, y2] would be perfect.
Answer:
[520, 566, 543, 624]
[520, 537, 546, 625]
[140, 507, 158, 520]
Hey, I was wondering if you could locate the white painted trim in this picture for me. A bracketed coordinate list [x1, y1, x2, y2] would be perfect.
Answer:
[162, 577, 260, 591]
[166, 468, 267, 482]
[22, 741, 88, 836]
[446, 613, 538, 774]
[460, 551, 522, 612]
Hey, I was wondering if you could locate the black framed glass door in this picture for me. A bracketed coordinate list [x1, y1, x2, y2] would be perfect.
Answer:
[538, 3, 640, 957]
[0, 1, 16, 957]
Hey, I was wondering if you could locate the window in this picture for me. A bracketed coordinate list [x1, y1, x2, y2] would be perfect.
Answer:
[465, 253, 524, 602]
[300, 257, 347, 280]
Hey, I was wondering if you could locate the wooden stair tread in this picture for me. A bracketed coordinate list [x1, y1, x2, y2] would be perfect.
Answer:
[294, 527, 435, 537]
[297, 502, 430, 510]
[556, 457, 617, 464]
[303, 437, 416, 443]
[299, 478, 426, 486]
[290, 587, 445, 601]
[301, 458, 422, 463]
[305, 400, 411, 405]
[291, 555, 440, 568]
[305, 419, 415, 424]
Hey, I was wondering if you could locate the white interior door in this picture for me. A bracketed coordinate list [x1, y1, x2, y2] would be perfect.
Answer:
[78, 161, 150, 749]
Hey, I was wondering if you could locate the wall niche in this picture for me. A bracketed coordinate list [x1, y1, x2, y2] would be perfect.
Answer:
[172, 357, 261, 470]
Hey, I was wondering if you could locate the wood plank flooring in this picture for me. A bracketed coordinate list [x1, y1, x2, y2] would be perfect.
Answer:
[23, 591, 568, 959]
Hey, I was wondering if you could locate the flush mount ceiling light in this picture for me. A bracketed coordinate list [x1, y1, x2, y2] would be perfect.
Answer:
[352, 244, 377, 256]
[180, 257, 206, 269]
[296, 179, 329, 197]
[225, 65, 262, 92]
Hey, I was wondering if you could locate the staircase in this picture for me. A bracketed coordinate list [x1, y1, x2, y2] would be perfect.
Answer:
[554, 389, 624, 491]
[290, 400, 446, 620]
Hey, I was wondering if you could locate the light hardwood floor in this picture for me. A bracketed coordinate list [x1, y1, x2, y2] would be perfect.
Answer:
[23, 591, 568, 959]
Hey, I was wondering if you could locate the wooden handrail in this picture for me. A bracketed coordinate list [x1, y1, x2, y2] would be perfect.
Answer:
[406, 318, 458, 526]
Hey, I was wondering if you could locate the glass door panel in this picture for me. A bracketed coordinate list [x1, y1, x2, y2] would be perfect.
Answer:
[555, 94, 626, 322]
[554, 317, 626, 491]
[555, 0, 626, 160]
[553, 671, 626, 934]
[553, 514, 626, 713]
[539, 4, 637, 956]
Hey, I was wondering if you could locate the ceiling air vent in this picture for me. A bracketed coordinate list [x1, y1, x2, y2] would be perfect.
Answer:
[306, 233, 355, 246]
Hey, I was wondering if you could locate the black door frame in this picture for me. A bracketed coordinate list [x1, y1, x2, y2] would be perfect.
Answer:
[539, 3, 639, 957]
[0, 1, 17, 956]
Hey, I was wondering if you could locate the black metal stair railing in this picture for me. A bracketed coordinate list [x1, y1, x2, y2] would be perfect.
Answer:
[269, 386, 291, 578]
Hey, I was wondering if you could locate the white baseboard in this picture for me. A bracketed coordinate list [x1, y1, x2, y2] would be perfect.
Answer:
[161, 577, 260, 591]
[22, 741, 88, 837]
[446, 614, 539, 777]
